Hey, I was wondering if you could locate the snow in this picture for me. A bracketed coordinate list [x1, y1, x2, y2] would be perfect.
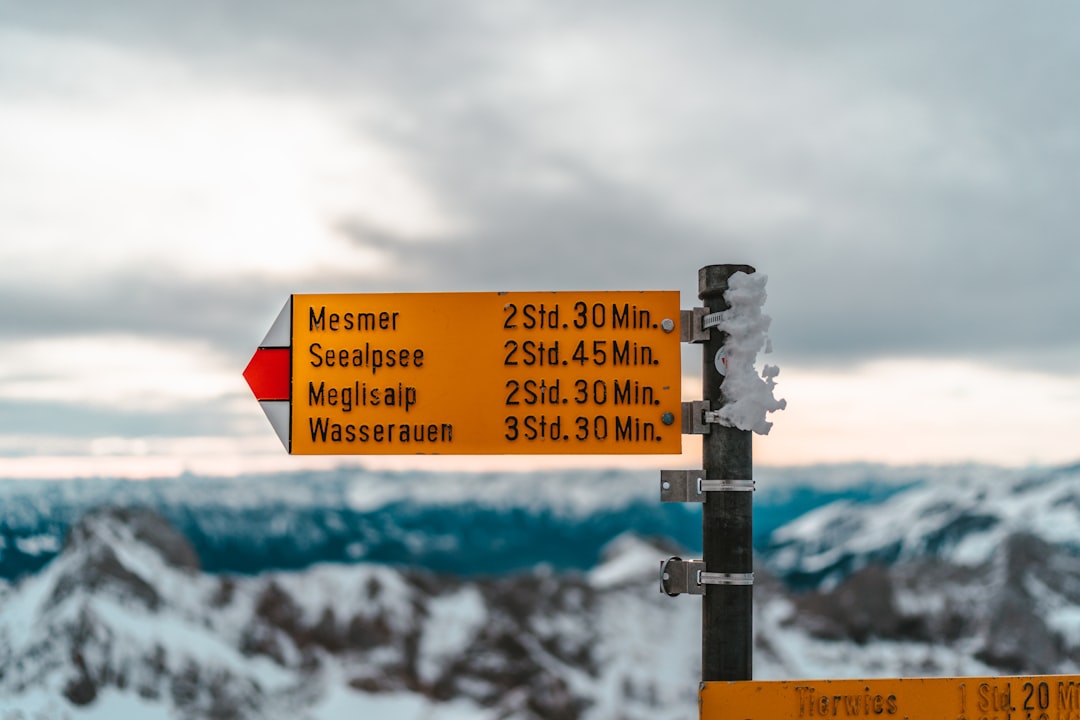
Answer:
[417, 586, 487, 685]
[314, 689, 484, 720]
[767, 464, 1080, 577]
[586, 585, 700, 720]
[950, 529, 1002, 565]
[0, 668, 178, 719]
[273, 563, 416, 631]
[1048, 606, 1080, 648]
[89, 594, 295, 689]
[0, 565, 55, 650]
[14, 534, 61, 555]
[711, 271, 786, 434]
[1, 679, 491, 720]
[1027, 574, 1080, 648]
[70, 687, 172, 720]
[308, 664, 487, 720]
[2, 463, 1079, 716]
[0, 688, 79, 720]
[588, 533, 662, 589]
[753, 593, 999, 680]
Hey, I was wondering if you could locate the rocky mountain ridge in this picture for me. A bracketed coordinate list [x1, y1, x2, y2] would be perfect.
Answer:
[0, 465, 927, 583]
[2, 500, 1079, 718]
[765, 462, 1080, 587]
[2, 463, 1079, 718]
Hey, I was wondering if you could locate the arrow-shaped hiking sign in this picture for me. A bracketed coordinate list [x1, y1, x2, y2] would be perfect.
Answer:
[243, 291, 683, 456]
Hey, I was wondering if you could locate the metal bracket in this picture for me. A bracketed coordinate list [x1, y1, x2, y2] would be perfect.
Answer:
[660, 558, 755, 596]
[660, 470, 755, 503]
[660, 470, 703, 502]
[680, 308, 709, 343]
[682, 401, 735, 434]
[681, 400, 711, 435]
[660, 557, 704, 596]
[680, 307, 732, 343]
[703, 409, 724, 425]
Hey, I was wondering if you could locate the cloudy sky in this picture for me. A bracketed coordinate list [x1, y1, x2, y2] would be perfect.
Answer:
[2, 1, 1078, 478]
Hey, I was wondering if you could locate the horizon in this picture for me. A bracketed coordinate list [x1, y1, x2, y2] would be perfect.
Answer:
[0, 453, 1073, 484]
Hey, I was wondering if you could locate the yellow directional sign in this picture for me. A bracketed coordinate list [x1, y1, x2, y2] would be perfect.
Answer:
[246, 291, 683, 455]
[700, 676, 1080, 720]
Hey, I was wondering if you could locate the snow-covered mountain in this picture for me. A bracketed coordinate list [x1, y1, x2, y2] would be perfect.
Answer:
[0, 463, 1078, 718]
[0, 507, 703, 719]
[0, 466, 913, 583]
[764, 462, 1080, 587]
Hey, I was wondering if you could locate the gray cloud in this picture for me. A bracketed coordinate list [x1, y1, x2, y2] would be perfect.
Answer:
[4, 0, 1080, 375]
[0, 273, 291, 356]
[0, 398, 242, 440]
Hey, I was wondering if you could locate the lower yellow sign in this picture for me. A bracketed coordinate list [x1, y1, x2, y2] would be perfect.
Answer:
[700, 676, 1080, 720]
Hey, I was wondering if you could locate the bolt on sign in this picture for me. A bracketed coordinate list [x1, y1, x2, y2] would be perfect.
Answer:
[243, 291, 682, 455]
[699, 675, 1080, 720]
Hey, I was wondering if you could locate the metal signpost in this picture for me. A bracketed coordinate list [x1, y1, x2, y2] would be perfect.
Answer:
[245, 268, 1080, 720]
[659, 264, 756, 683]
[698, 264, 755, 682]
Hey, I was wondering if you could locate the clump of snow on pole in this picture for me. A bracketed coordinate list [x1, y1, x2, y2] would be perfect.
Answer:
[712, 271, 786, 434]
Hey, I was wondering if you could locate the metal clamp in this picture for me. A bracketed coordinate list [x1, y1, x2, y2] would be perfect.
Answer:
[699, 571, 754, 586]
[682, 401, 737, 434]
[702, 479, 755, 492]
[680, 308, 709, 343]
[661, 470, 755, 503]
[681, 401, 712, 435]
[660, 558, 755, 596]
[702, 311, 725, 330]
[660, 557, 704, 596]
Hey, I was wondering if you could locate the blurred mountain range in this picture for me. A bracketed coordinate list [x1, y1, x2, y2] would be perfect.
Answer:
[0, 462, 1077, 718]
[0, 466, 919, 583]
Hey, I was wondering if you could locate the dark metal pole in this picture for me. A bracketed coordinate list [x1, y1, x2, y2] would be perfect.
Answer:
[699, 264, 755, 682]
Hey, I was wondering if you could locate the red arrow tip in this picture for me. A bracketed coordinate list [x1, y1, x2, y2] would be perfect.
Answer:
[243, 348, 290, 401]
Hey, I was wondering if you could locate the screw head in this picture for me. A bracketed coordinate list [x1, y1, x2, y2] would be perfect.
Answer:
[660, 318, 675, 333]
[661, 412, 675, 425]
